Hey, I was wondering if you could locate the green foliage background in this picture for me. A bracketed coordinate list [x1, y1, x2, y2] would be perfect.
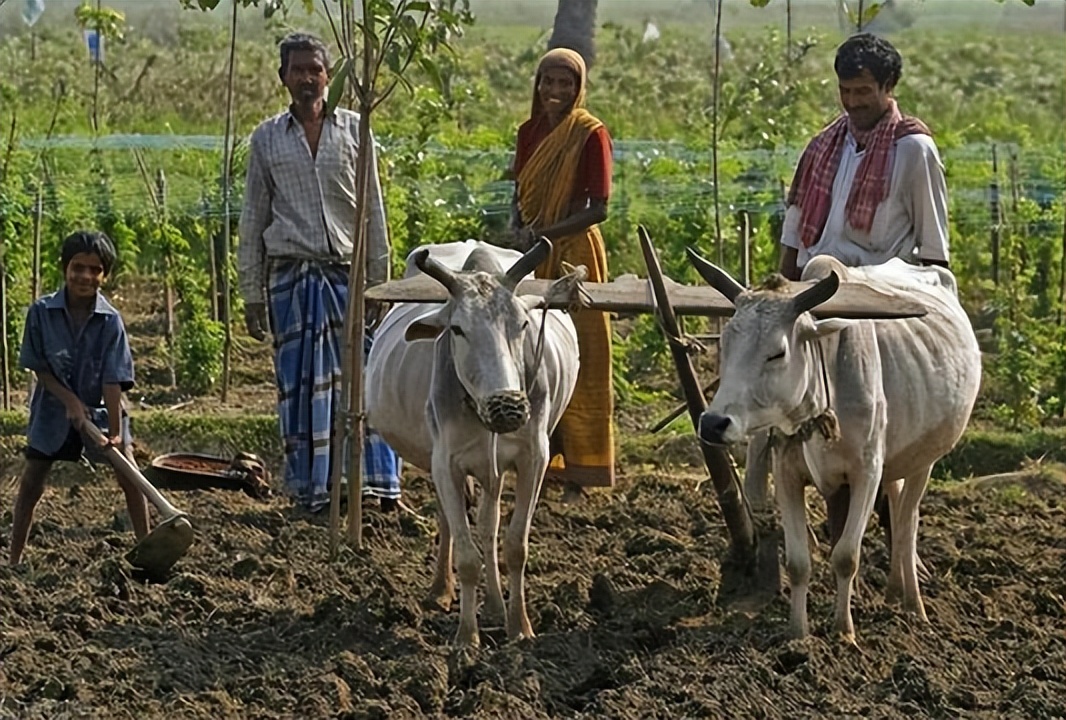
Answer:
[0, 0, 1063, 426]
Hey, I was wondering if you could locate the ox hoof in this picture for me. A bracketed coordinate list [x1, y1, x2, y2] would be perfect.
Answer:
[507, 623, 535, 642]
[424, 579, 455, 612]
[452, 629, 481, 649]
[835, 632, 862, 652]
[423, 592, 454, 613]
[903, 599, 929, 622]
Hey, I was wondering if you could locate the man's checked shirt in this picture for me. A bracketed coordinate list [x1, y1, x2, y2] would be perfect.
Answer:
[238, 106, 390, 305]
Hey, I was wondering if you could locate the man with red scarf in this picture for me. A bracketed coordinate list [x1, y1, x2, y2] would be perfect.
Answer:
[756, 33, 950, 553]
[779, 33, 949, 280]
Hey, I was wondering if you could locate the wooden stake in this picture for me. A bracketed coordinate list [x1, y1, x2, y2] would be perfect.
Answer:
[157, 168, 176, 387]
[207, 193, 219, 323]
[0, 238, 8, 411]
[28, 188, 42, 403]
[740, 210, 751, 288]
[219, 0, 239, 403]
[990, 145, 1001, 286]
[329, 0, 370, 556]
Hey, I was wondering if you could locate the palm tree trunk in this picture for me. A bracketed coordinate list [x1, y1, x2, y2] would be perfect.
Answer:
[548, 0, 599, 68]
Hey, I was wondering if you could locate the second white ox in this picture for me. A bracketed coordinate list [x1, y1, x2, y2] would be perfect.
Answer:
[692, 252, 981, 642]
[366, 239, 580, 647]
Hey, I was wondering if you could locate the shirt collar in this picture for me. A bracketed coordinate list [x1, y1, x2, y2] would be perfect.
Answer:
[45, 287, 117, 316]
[284, 103, 337, 129]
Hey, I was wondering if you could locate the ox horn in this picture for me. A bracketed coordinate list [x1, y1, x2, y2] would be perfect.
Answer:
[503, 237, 553, 290]
[413, 248, 461, 295]
[685, 246, 745, 303]
[791, 271, 840, 315]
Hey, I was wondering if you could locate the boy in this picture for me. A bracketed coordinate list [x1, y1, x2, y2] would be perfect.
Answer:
[7, 230, 148, 566]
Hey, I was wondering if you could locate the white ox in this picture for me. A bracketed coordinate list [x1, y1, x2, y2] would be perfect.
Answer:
[692, 252, 981, 642]
[366, 240, 580, 647]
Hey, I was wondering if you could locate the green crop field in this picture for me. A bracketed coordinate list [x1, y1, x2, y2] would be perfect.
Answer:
[0, 0, 1063, 424]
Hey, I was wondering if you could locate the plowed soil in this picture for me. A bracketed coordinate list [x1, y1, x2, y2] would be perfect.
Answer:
[2, 456, 1065, 719]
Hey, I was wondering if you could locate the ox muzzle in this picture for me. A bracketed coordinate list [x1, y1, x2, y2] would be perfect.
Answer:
[698, 412, 735, 447]
[475, 390, 531, 434]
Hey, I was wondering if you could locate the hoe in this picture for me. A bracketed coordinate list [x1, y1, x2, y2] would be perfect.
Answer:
[82, 422, 194, 577]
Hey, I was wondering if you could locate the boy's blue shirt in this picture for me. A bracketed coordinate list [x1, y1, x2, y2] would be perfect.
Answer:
[19, 286, 135, 455]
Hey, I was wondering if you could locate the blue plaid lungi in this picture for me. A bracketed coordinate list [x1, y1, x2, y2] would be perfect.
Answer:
[268, 260, 402, 512]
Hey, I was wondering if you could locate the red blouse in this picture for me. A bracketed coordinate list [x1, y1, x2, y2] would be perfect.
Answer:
[514, 116, 613, 202]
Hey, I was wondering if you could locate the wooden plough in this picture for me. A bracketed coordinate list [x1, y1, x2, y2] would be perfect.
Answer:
[366, 228, 927, 602]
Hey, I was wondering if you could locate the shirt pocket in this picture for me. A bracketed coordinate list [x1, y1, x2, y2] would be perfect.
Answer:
[316, 123, 358, 186]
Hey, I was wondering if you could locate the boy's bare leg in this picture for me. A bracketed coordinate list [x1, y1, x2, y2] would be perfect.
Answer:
[9, 458, 52, 565]
[112, 447, 150, 540]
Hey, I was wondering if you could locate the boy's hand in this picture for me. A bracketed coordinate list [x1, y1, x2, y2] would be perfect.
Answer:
[245, 302, 270, 341]
[64, 400, 91, 430]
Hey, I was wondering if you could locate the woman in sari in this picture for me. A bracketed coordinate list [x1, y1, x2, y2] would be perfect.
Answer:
[510, 47, 615, 489]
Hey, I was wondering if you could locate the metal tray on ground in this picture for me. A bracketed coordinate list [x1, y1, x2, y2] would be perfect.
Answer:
[148, 452, 264, 495]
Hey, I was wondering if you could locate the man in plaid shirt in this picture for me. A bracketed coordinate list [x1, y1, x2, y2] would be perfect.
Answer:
[238, 32, 402, 514]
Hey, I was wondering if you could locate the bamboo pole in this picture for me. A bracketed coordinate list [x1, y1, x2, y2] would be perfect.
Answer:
[206, 192, 219, 322]
[1059, 158, 1066, 327]
[158, 168, 176, 387]
[711, 0, 724, 263]
[785, 0, 792, 64]
[710, 0, 725, 373]
[91, 0, 102, 134]
[0, 113, 17, 413]
[990, 145, 1001, 286]
[740, 210, 751, 288]
[28, 188, 42, 403]
[1059, 159, 1066, 417]
[329, 0, 370, 554]
[0, 237, 8, 411]
[220, 0, 239, 403]
[345, 0, 377, 548]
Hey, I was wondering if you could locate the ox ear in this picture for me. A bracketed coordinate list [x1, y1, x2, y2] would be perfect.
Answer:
[796, 318, 854, 343]
[685, 246, 744, 303]
[503, 237, 552, 290]
[404, 309, 447, 342]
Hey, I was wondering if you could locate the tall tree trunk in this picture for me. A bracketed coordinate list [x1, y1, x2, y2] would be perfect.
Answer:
[548, 0, 598, 68]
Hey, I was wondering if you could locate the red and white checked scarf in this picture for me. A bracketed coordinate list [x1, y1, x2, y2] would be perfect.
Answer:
[787, 99, 930, 248]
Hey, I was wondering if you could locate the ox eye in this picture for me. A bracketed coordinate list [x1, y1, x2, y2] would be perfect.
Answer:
[766, 350, 786, 363]
[450, 326, 465, 338]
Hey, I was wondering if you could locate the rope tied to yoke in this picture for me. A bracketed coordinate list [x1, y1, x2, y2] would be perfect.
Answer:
[524, 262, 591, 391]
[646, 287, 708, 355]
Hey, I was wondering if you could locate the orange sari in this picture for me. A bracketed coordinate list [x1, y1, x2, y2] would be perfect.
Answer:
[515, 49, 615, 488]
